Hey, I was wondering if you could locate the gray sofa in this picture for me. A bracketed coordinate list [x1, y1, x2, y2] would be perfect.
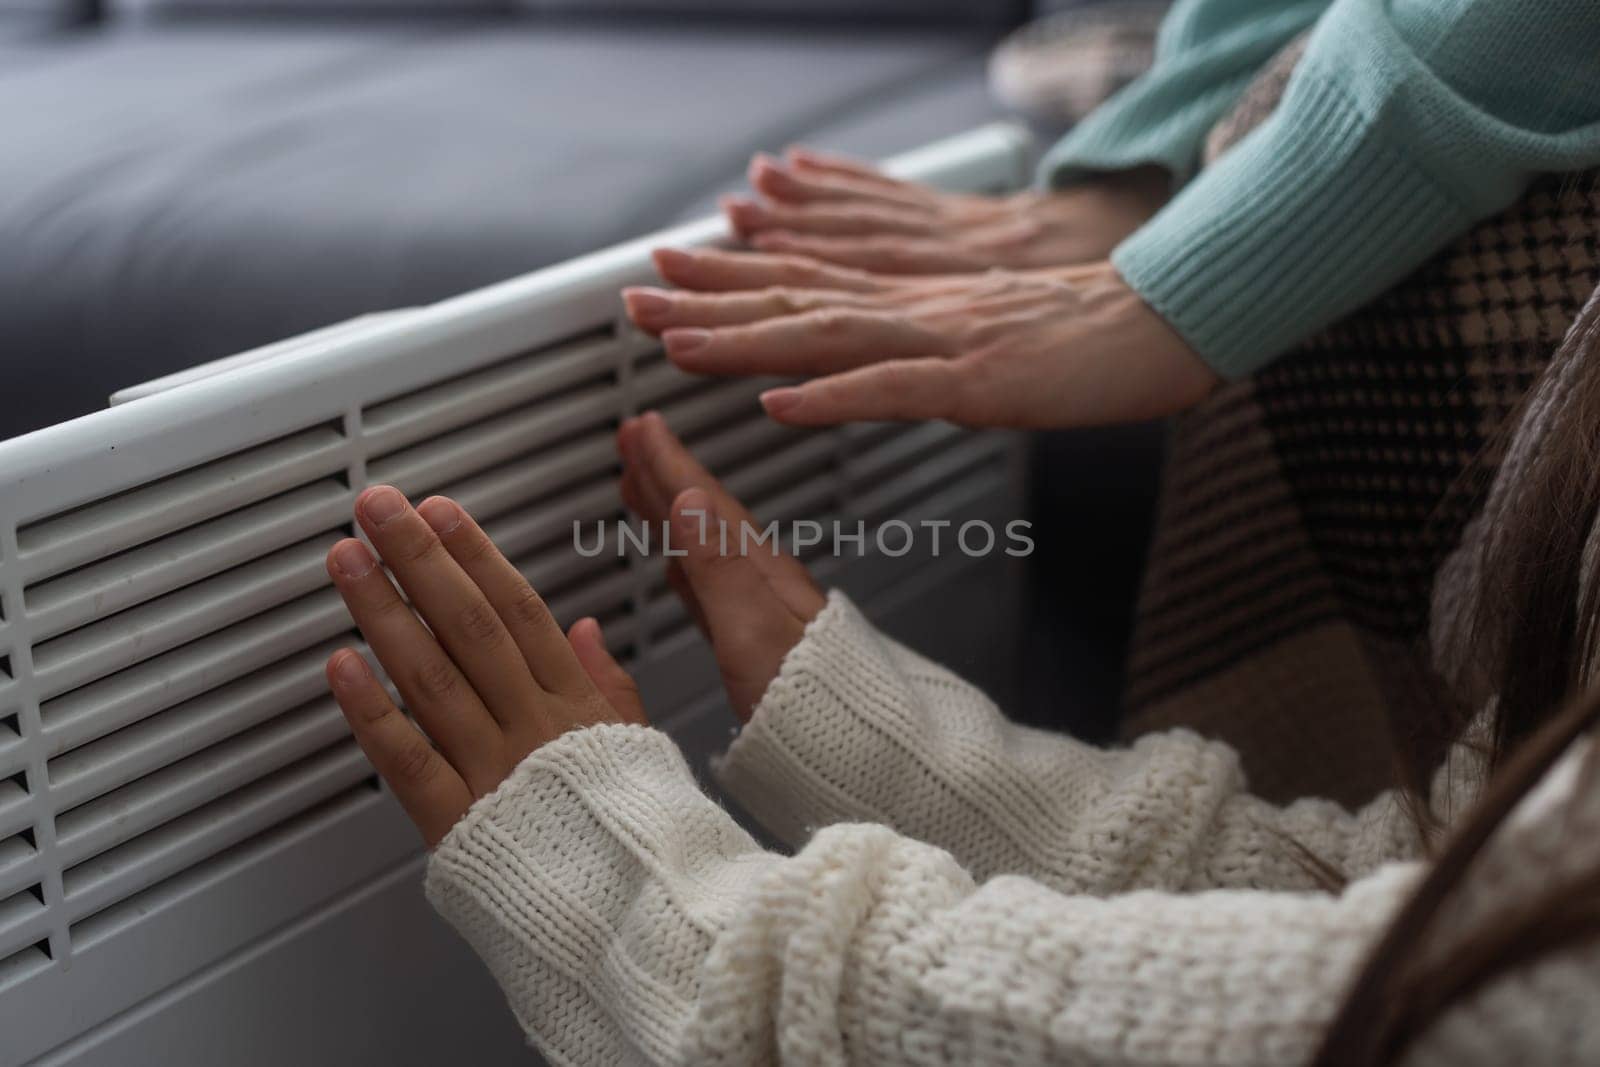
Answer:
[0, 6, 1020, 441]
[0, 0, 1153, 758]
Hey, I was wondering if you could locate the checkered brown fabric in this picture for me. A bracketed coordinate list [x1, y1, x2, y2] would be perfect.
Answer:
[1122, 42, 1600, 805]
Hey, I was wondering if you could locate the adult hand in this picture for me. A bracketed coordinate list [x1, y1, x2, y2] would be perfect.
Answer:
[324, 486, 646, 847]
[618, 412, 824, 720]
[722, 149, 1168, 273]
[624, 256, 1218, 429]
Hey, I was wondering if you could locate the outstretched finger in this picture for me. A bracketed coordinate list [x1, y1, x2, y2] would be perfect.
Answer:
[723, 196, 935, 239]
[415, 496, 592, 698]
[749, 154, 932, 213]
[620, 412, 822, 616]
[662, 309, 948, 377]
[623, 285, 874, 334]
[326, 649, 473, 847]
[759, 357, 964, 427]
[325, 537, 505, 794]
[671, 488, 809, 721]
[566, 618, 647, 725]
[354, 487, 539, 728]
[750, 232, 986, 274]
[653, 246, 891, 294]
[784, 146, 907, 187]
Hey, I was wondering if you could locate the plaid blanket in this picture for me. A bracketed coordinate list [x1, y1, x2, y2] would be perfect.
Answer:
[1122, 38, 1600, 805]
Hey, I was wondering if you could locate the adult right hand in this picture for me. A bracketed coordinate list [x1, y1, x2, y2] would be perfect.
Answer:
[723, 149, 1168, 274]
[624, 255, 1217, 429]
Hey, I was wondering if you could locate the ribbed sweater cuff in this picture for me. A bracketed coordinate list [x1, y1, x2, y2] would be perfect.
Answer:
[712, 590, 1151, 894]
[425, 723, 755, 1065]
[713, 591, 891, 848]
[1114, 70, 1469, 379]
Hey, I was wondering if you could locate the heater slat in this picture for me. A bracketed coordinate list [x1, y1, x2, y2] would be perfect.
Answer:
[23, 480, 350, 645]
[61, 742, 372, 926]
[17, 425, 347, 584]
[363, 332, 634, 457]
[368, 391, 617, 500]
[55, 702, 352, 870]
[0, 886, 47, 965]
[0, 837, 38, 907]
[30, 534, 343, 704]
[40, 591, 351, 756]
[481, 483, 620, 564]
[47, 639, 349, 813]
[846, 421, 964, 486]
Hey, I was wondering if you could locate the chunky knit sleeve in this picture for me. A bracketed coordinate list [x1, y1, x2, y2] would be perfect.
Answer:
[423, 720, 1600, 1065]
[715, 591, 1432, 895]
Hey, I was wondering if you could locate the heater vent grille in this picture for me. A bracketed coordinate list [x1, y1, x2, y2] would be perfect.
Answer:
[0, 331, 1015, 991]
[0, 122, 1033, 1064]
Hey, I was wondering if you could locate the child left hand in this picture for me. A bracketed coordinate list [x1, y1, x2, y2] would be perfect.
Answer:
[323, 486, 646, 848]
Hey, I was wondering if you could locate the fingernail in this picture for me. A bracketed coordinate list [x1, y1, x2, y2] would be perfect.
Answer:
[418, 497, 461, 535]
[332, 539, 376, 578]
[361, 485, 407, 527]
[624, 287, 673, 319]
[674, 487, 711, 515]
[761, 388, 802, 416]
[664, 329, 711, 356]
[652, 247, 693, 273]
[672, 487, 715, 538]
[752, 158, 794, 189]
[333, 650, 370, 688]
[724, 197, 764, 221]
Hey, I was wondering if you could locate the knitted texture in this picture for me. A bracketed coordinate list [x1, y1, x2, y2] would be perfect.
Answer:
[1120, 32, 1600, 807]
[989, 3, 1171, 126]
[1044, 0, 1600, 377]
[1040, 0, 1326, 189]
[715, 593, 1445, 895]
[425, 593, 1600, 1065]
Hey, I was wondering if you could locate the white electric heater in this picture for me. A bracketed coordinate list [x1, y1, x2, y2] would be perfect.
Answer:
[0, 123, 1033, 1066]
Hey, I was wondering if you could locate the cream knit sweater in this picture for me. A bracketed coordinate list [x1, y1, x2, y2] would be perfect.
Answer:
[423, 593, 1600, 1066]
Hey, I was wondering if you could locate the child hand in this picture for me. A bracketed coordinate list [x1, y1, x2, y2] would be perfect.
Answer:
[324, 486, 646, 848]
[618, 412, 825, 720]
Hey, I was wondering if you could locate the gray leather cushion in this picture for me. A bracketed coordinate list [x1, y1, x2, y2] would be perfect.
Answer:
[514, 1, 1015, 21]
[108, 2, 1013, 21]
[0, 21, 998, 439]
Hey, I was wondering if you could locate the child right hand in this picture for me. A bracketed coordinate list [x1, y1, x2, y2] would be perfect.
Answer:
[618, 412, 825, 721]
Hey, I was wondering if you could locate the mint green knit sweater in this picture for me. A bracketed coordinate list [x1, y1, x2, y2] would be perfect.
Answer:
[1042, 0, 1600, 379]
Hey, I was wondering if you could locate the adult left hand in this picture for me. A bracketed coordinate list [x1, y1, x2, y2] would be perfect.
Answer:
[722, 149, 1167, 273]
[323, 486, 646, 847]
